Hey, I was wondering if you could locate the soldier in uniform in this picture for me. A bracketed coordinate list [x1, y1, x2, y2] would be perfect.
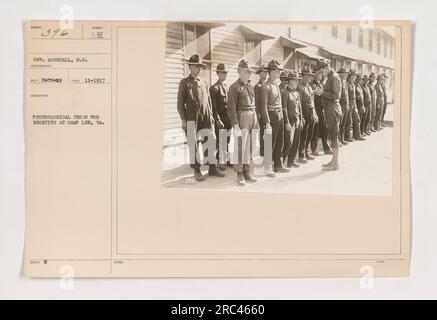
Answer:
[298, 67, 318, 163]
[355, 74, 366, 138]
[227, 59, 259, 186]
[368, 73, 377, 132]
[209, 63, 231, 171]
[361, 75, 372, 136]
[316, 61, 343, 171]
[347, 70, 365, 141]
[282, 70, 304, 168]
[259, 60, 290, 174]
[337, 68, 350, 146]
[374, 74, 385, 131]
[254, 65, 268, 157]
[311, 61, 332, 156]
[177, 54, 226, 181]
[381, 74, 389, 127]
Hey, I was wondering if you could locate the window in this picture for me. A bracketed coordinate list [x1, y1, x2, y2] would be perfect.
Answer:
[332, 26, 338, 38]
[244, 39, 261, 66]
[384, 35, 387, 57]
[390, 39, 394, 59]
[359, 28, 363, 48]
[184, 24, 212, 84]
[377, 31, 381, 55]
[368, 29, 373, 51]
[346, 27, 352, 44]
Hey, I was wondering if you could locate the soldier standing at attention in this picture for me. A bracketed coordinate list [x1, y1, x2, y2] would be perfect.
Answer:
[177, 54, 226, 181]
[279, 70, 289, 93]
[209, 63, 231, 171]
[259, 60, 290, 174]
[254, 65, 268, 157]
[362, 75, 372, 136]
[298, 67, 318, 163]
[381, 74, 389, 127]
[227, 59, 259, 186]
[316, 62, 342, 171]
[282, 70, 304, 168]
[347, 70, 364, 141]
[374, 74, 385, 131]
[337, 68, 349, 146]
[355, 74, 366, 139]
[368, 73, 377, 133]
[311, 61, 332, 156]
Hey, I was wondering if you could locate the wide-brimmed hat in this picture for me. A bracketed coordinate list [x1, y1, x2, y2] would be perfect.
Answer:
[300, 67, 315, 76]
[237, 58, 253, 72]
[377, 74, 385, 80]
[255, 65, 268, 74]
[362, 75, 369, 81]
[214, 63, 228, 73]
[349, 69, 358, 76]
[356, 73, 363, 79]
[186, 54, 206, 67]
[267, 59, 283, 71]
[280, 70, 289, 79]
[314, 59, 329, 72]
[287, 70, 302, 80]
[369, 72, 376, 79]
[337, 67, 348, 74]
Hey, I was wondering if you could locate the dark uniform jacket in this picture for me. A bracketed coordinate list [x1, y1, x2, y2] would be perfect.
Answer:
[281, 86, 302, 125]
[177, 74, 213, 123]
[254, 79, 266, 122]
[340, 79, 349, 108]
[259, 80, 283, 125]
[362, 84, 372, 109]
[376, 83, 385, 108]
[209, 80, 228, 123]
[347, 81, 357, 109]
[298, 82, 315, 113]
[355, 83, 364, 112]
[368, 83, 376, 108]
[227, 78, 256, 126]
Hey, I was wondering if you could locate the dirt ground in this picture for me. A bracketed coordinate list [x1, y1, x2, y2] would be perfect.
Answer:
[162, 105, 394, 196]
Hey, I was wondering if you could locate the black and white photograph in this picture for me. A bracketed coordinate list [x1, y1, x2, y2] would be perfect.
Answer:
[161, 22, 395, 195]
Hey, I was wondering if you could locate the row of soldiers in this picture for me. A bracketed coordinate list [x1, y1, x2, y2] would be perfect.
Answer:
[177, 54, 390, 186]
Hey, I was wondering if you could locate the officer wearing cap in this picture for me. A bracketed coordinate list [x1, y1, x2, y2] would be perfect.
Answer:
[227, 58, 259, 186]
[298, 67, 318, 163]
[311, 60, 332, 156]
[279, 70, 289, 92]
[177, 54, 225, 181]
[210, 63, 231, 171]
[254, 65, 268, 157]
[337, 68, 350, 145]
[259, 60, 290, 174]
[282, 70, 304, 168]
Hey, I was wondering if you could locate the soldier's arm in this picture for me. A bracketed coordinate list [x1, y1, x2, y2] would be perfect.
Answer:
[227, 85, 239, 127]
[209, 86, 222, 123]
[176, 80, 187, 121]
[259, 84, 271, 125]
[281, 90, 290, 125]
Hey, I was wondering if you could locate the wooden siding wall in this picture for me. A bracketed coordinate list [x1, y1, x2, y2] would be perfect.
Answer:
[163, 22, 186, 146]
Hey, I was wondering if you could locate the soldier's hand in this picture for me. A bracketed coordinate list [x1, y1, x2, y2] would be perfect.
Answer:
[285, 123, 292, 132]
[181, 119, 187, 131]
[265, 123, 273, 134]
[233, 125, 242, 137]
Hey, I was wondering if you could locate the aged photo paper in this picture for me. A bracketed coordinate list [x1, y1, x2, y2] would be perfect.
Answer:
[24, 20, 411, 277]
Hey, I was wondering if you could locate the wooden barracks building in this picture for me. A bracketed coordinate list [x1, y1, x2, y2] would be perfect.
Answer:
[163, 22, 395, 147]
